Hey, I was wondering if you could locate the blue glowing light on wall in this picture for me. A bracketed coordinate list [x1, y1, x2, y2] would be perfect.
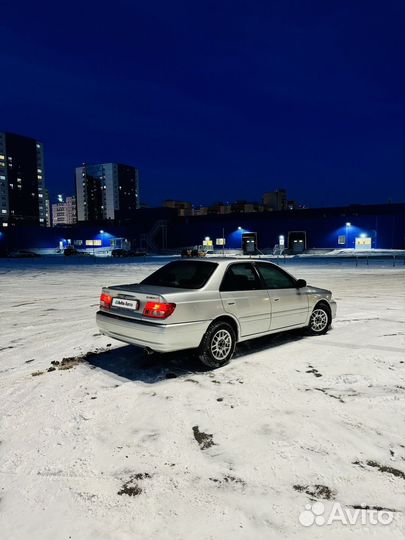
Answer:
[95, 230, 115, 247]
[325, 224, 377, 249]
[227, 227, 252, 249]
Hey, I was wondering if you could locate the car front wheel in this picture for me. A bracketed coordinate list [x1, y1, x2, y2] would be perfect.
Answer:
[307, 303, 331, 335]
[198, 321, 236, 368]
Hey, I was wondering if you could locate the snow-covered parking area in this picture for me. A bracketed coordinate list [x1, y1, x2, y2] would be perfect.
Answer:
[0, 257, 404, 540]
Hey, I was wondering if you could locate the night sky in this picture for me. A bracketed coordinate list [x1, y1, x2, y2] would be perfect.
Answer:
[1, 1, 403, 208]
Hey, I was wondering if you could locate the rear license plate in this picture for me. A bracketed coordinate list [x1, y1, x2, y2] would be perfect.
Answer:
[112, 298, 139, 310]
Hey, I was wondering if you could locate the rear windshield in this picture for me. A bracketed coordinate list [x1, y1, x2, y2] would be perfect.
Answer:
[141, 261, 218, 289]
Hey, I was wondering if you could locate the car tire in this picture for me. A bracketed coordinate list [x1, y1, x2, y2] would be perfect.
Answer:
[307, 302, 331, 335]
[198, 321, 236, 368]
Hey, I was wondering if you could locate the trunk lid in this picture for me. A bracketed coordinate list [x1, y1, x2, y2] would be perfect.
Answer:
[101, 283, 187, 321]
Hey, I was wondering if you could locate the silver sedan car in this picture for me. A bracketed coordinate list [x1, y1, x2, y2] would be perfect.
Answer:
[96, 258, 337, 367]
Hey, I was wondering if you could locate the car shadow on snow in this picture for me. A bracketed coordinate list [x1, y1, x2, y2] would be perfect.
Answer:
[86, 328, 308, 384]
[87, 345, 206, 384]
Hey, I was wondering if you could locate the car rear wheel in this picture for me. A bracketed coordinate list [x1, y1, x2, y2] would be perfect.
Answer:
[198, 321, 236, 368]
[307, 303, 331, 335]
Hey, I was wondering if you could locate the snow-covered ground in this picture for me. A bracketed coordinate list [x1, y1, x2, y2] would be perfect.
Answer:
[0, 257, 404, 540]
[299, 248, 405, 257]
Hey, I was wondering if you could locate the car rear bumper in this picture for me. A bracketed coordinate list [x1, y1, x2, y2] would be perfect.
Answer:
[96, 311, 210, 352]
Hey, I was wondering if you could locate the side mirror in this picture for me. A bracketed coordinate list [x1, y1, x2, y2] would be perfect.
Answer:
[296, 279, 307, 288]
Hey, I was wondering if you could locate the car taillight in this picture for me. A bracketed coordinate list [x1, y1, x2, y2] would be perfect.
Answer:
[143, 302, 176, 319]
[100, 293, 113, 310]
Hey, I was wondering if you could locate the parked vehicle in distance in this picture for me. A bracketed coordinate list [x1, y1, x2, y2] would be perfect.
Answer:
[181, 246, 207, 258]
[96, 259, 337, 367]
[63, 246, 79, 256]
[8, 250, 41, 258]
[111, 249, 147, 258]
[63, 247, 93, 257]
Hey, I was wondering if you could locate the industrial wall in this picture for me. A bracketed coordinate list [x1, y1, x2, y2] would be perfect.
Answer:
[0, 203, 403, 253]
[168, 204, 405, 250]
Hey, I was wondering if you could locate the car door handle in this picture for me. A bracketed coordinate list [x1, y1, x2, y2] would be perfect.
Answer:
[273, 298, 280, 301]
[227, 301, 236, 305]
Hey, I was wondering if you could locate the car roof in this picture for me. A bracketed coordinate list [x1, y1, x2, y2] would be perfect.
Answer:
[175, 257, 273, 265]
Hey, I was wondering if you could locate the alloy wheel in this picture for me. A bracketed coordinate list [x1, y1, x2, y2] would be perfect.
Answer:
[310, 308, 328, 332]
[210, 329, 232, 360]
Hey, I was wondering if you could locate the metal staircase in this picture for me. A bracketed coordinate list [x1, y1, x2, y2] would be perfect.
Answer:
[140, 220, 168, 253]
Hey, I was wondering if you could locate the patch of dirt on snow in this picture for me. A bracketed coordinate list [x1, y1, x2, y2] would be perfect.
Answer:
[56, 350, 103, 371]
[38, 349, 111, 375]
[349, 504, 397, 512]
[30, 349, 112, 377]
[192, 425, 215, 450]
[306, 365, 322, 378]
[293, 484, 336, 500]
[117, 473, 152, 497]
[353, 460, 405, 480]
[313, 387, 345, 403]
[209, 474, 246, 487]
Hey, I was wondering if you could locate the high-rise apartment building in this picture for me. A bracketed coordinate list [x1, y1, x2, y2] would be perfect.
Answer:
[44, 188, 51, 227]
[0, 132, 48, 227]
[75, 163, 139, 222]
[52, 195, 77, 226]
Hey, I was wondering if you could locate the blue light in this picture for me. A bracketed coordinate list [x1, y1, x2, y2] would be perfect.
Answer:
[95, 229, 115, 248]
[227, 226, 252, 249]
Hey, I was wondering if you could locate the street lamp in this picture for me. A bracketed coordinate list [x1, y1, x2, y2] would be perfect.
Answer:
[345, 222, 351, 249]
[237, 226, 244, 251]
[99, 230, 106, 255]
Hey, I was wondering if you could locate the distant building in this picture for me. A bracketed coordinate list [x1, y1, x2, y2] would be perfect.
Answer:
[208, 202, 232, 215]
[164, 200, 193, 216]
[0, 132, 48, 227]
[44, 188, 51, 227]
[75, 163, 140, 222]
[287, 200, 297, 210]
[52, 195, 77, 226]
[230, 201, 264, 213]
[263, 189, 287, 211]
[193, 206, 208, 216]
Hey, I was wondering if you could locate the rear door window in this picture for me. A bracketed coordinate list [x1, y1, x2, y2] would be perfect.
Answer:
[141, 261, 218, 289]
[220, 263, 261, 291]
[256, 263, 296, 289]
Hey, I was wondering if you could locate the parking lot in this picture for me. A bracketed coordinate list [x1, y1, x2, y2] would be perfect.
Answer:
[0, 257, 404, 539]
